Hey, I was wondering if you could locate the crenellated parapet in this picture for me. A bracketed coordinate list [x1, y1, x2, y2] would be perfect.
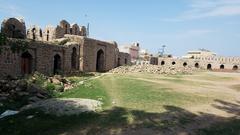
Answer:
[1, 17, 87, 42]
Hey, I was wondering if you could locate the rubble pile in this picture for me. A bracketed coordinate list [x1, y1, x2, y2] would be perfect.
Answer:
[0, 73, 74, 104]
[0, 78, 50, 103]
[109, 65, 196, 75]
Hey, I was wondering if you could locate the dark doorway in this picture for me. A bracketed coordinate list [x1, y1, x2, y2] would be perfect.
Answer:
[195, 63, 199, 68]
[124, 58, 127, 65]
[172, 61, 176, 65]
[47, 30, 49, 41]
[32, 28, 36, 40]
[207, 64, 212, 70]
[54, 54, 61, 74]
[220, 64, 224, 69]
[96, 49, 105, 72]
[117, 58, 121, 67]
[161, 61, 165, 65]
[183, 62, 187, 67]
[233, 65, 238, 70]
[71, 47, 77, 69]
[21, 52, 32, 74]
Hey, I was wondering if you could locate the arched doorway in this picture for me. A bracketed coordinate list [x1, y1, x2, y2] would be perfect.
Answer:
[71, 47, 77, 69]
[54, 54, 61, 74]
[183, 62, 187, 67]
[233, 65, 238, 70]
[124, 58, 127, 65]
[220, 64, 224, 69]
[21, 52, 32, 74]
[32, 28, 36, 40]
[195, 63, 199, 68]
[172, 61, 176, 65]
[117, 58, 121, 66]
[161, 61, 165, 65]
[47, 30, 49, 41]
[96, 49, 105, 72]
[207, 64, 212, 70]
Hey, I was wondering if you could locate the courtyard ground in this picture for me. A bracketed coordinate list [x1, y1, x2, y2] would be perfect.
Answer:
[0, 71, 240, 135]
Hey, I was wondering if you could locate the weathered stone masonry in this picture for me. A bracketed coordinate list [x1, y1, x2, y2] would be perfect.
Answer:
[157, 57, 240, 71]
[0, 17, 131, 76]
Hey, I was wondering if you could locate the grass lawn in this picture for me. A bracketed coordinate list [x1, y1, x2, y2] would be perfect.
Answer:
[0, 72, 240, 135]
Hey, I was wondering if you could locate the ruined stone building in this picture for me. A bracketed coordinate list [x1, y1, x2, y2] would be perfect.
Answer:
[157, 49, 240, 71]
[0, 18, 131, 76]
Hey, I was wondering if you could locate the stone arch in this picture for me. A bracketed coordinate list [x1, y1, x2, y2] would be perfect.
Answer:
[195, 63, 199, 68]
[125, 58, 127, 65]
[79, 26, 87, 36]
[47, 30, 49, 41]
[183, 62, 187, 67]
[161, 61, 165, 65]
[39, 29, 42, 37]
[53, 54, 61, 74]
[21, 51, 32, 74]
[71, 47, 77, 69]
[32, 28, 36, 40]
[117, 57, 121, 66]
[233, 65, 238, 70]
[172, 61, 176, 65]
[220, 64, 225, 69]
[71, 24, 79, 35]
[60, 20, 70, 34]
[207, 64, 212, 70]
[1, 18, 26, 39]
[96, 49, 105, 72]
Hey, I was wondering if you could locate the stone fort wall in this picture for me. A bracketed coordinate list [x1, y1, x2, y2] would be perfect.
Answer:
[157, 56, 240, 70]
[0, 17, 131, 76]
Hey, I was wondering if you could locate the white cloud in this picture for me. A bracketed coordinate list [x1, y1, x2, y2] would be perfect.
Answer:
[0, 0, 23, 17]
[165, 0, 240, 21]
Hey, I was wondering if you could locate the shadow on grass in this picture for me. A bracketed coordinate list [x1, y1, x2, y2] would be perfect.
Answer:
[0, 99, 240, 135]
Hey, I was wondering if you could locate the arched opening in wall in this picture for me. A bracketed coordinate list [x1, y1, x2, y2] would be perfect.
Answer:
[71, 47, 77, 69]
[65, 24, 68, 34]
[53, 54, 61, 74]
[21, 52, 32, 74]
[183, 62, 187, 67]
[207, 64, 212, 70]
[117, 58, 121, 66]
[39, 29, 42, 37]
[32, 28, 36, 40]
[161, 61, 165, 65]
[124, 58, 127, 65]
[96, 49, 105, 72]
[233, 65, 238, 70]
[75, 27, 78, 35]
[8, 24, 16, 38]
[70, 28, 72, 35]
[172, 61, 176, 65]
[195, 63, 199, 68]
[47, 30, 49, 41]
[220, 64, 225, 69]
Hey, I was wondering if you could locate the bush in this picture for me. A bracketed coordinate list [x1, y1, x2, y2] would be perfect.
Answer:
[55, 85, 64, 92]
[45, 82, 55, 91]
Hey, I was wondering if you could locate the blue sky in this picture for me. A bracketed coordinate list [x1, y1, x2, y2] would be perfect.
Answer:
[0, 0, 240, 56]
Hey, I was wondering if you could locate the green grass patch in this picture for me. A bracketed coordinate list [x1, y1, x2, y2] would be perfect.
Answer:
[57, 79, 110, 107]
[99, 74, 211, 112]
